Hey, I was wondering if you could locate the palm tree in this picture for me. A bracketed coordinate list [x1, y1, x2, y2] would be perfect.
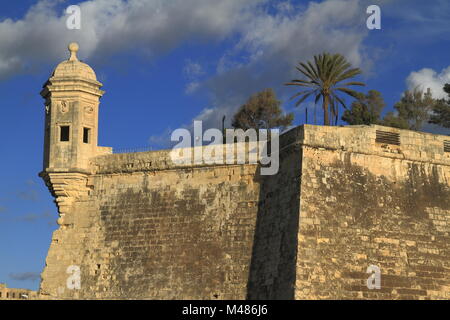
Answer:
[285, 53, 365, 125]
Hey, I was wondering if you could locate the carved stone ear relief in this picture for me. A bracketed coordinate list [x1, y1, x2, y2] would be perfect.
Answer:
[85, 106, 94, 114]
[60, 101, 69, 113]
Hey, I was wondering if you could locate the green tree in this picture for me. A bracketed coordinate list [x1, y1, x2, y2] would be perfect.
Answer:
[342, 90, 386, 125]
[380, 111, 409, 129]
[392, 88, 434, 131]
[429, 83, 450, 128]
[285, 52, 365, 126]
[231, 88, 294, 131]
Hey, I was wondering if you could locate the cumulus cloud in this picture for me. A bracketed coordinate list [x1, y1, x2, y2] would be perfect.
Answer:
[0, 0, 261, 79]
[406, 66, 450, 99]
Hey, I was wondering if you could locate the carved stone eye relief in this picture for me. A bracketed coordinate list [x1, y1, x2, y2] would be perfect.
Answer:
[85, 106, 94, 114]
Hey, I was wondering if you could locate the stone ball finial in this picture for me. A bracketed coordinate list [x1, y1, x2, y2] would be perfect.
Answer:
[68, 42, 79, 61]
[50, 42, 98, 81]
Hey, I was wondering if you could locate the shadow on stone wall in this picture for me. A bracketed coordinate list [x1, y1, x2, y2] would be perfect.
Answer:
[246, 143, 303, 299]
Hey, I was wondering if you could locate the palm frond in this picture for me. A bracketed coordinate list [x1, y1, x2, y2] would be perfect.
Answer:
[329, 60, 351, 80]
[314, 92, 322, 105]
[289, 90, 315, 101]
[285, 82, 316, 87]
[296, 66, 316, 82]
[332, 93, 347, 109]
[286, 78, 320, 86]
[336, 87, 361, 99]
[340, 81, 366, 87]
[299, 63, 318, 81]
[307, 61, 320, 80]
[334, 68, 362, 84]
[294, 91, 315, 107]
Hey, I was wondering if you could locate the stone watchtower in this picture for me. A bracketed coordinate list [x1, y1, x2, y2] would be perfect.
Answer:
[39, 43, 111, 224]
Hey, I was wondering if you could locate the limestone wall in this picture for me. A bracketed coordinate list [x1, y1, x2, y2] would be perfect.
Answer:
[39, 124, 450, 299]
[40, 154, 262, 299]
[295, 125, 450, 299]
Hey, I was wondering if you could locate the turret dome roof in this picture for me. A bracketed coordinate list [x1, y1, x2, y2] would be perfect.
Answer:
[51, 42, 97, 81]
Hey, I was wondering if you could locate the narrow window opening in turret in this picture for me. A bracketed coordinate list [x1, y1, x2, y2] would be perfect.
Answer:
[83, 127, 91, 144]
[60, 126, 70, 142]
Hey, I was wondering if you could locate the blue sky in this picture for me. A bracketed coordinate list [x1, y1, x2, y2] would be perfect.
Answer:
[1, 0, 450, 290]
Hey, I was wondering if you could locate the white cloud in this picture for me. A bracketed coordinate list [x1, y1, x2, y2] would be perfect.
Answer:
[406, 66, 450, 99]
[183, 60, 205, 94]
[0, 0, 262, 79]
[184, 60, 205, 78]
[185, 82, 200, 95]
[405, 66, 450, 136]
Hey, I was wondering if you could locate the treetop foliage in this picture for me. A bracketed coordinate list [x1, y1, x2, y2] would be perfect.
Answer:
[231, 88, 294, 131]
